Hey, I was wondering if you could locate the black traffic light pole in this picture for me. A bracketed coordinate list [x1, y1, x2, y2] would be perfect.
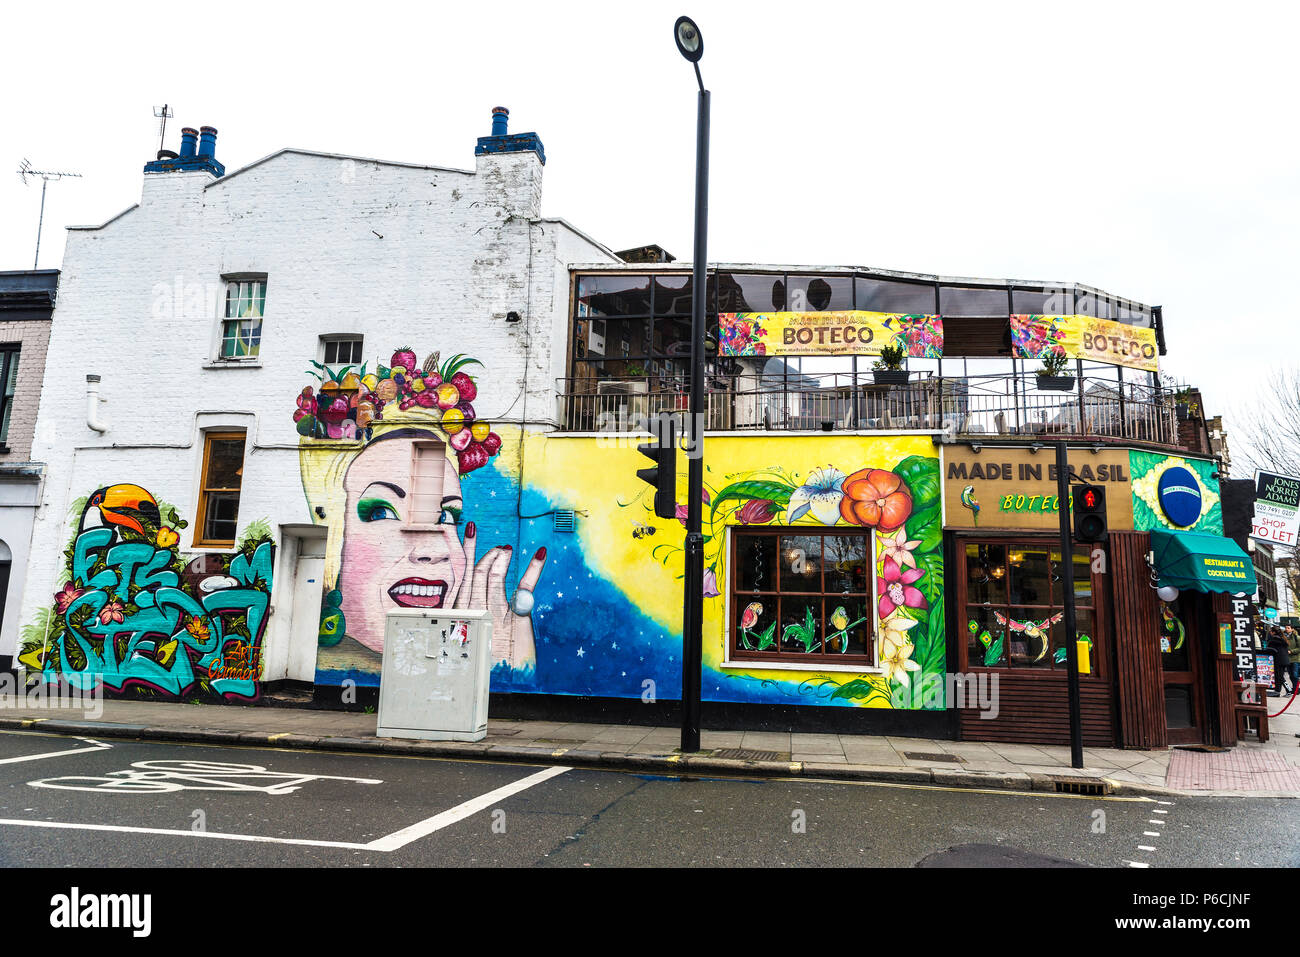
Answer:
[1054, 441, 1085, 769]
[680, 70, 709, 756]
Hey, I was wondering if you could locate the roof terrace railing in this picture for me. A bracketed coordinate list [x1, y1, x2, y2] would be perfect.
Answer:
[556, 372, 1183, 447]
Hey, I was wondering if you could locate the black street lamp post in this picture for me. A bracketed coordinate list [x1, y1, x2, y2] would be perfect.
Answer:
[675, 15, 708, 754]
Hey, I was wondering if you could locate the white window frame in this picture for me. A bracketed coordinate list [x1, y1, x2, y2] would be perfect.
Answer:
[319, 334, 365, 367]
[218, 277, 267, 362]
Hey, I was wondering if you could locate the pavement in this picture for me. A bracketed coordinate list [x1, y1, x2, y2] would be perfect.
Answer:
[0, 694, 1297, 799]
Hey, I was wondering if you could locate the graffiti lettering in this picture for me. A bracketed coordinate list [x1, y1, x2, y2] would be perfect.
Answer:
[20, 485, 274, 701]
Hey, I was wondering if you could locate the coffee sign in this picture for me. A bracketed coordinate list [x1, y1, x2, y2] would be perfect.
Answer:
[943, 446, 1135, 530]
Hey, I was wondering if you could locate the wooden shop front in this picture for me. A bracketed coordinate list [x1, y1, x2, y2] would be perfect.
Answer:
[943, 442, 1256, 748]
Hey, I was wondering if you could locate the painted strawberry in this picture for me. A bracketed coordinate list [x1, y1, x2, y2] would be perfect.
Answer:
[449, 429, 473, 452]
[457, 443, 490, 475]
[391, 347, 417, 373]
[450, 372, 477, 402]
[482, 432, 502, 456]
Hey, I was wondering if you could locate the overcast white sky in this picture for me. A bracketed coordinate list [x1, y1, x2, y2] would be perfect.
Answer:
[2, 0, 1297, 455]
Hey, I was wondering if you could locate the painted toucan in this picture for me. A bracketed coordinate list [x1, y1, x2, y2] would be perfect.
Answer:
[80, 484, 161, 536]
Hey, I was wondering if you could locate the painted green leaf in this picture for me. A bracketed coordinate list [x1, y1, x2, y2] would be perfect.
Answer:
[709, 481, 795, 523]
[830, 677, 888, 702]
[915, 549, 944, 607]
[906, 505, 943, 554]
[754, 621, 777, 651]
[984, 635, 1005, 666]
[893, 454, 941, 510]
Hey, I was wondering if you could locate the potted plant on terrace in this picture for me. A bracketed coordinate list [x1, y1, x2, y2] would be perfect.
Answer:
[1034, 352, 1076, 391]
[1174, 388, 1200, 421]
[872, 343, 909, 385]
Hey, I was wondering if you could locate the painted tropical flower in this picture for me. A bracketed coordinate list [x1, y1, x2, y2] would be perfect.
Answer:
[840, 469, 912, 531]
[877, 557, 926, 618]
[98, 599, 126, 626]
[879, 630, 922, 686]
[156, 526, 179, 548]
[787, 467, 846, 525]
[740, 601, 763, 632]
[880, 527, 921, 570]
[736, 498, 781, 525]
[703, 568, 721, 599]
[830, 606, 848, 632]
[675, 488, 711, 527]
[53, 581, 85, 614]
[880, 611, 919, 648]
[185, 615, 210, 643]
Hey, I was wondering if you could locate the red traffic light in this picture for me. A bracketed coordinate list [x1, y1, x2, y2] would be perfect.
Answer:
[1083, 489, 1097, 509]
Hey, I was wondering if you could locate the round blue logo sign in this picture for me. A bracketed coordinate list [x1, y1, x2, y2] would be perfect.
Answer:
[1157, 466, 1203, 527]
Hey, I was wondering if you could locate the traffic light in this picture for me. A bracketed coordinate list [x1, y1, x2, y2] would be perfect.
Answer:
[1072, 483, 1107, 543]
[637, 416, 677, 520]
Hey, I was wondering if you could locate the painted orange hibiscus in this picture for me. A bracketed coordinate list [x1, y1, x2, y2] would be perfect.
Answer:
[839, 469, 913, 531]
[185, 616, 210, 643]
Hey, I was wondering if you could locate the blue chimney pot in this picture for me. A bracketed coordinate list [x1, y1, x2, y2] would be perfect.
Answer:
[475, 106, 546, 166]
[198, 126, 218, 157]
[145, 122, 225, 177]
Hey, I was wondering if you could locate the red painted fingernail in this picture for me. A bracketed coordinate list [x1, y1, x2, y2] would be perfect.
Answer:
[501, 545, 512, 552]
[535, 547, 546, 560]
[466, 521, 476, 537]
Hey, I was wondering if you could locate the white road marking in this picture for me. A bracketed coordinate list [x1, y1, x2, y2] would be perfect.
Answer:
[0, 738, 111, 765]
[367, 764, 571, 852]
[1137, 845, 1156, 851]
[0, 817, 373, 850]
[1156, 800, 1174, 805]
[29, 759, 382, 795]
[1144, 831, 1161, 837]
[0, 763, 571, 853]
[1153, 809, 1168, 814]
[1149, 819, 1165, 825]
[1126, 860, 1151, 868]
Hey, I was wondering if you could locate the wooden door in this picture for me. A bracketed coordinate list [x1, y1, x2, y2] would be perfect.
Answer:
[1160, 595, 1205, 745]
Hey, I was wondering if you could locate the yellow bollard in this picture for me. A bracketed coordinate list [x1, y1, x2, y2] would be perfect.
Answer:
[1076, 638, 1092, 675]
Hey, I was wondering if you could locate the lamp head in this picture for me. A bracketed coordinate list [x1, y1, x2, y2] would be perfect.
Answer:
[674, 16, 704, 62]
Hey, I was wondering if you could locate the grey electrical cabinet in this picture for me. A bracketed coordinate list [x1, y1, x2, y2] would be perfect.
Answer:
[376, 609, 493, 742]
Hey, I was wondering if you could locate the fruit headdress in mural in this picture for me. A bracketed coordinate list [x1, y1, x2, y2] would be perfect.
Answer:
[296, 346, 542, 683]
[19, 486, 275, 700]
[294, 349, 501, 476]
[639, 452, 945, 709]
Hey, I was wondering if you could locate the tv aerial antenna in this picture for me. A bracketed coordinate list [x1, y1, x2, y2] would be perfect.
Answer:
[16, 159, 82, 270]
[153, 103, 174, 154]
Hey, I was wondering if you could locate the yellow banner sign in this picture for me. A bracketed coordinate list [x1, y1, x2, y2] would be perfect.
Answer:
[718, 311, 943, 358]
[1011, 314, 1159, 373]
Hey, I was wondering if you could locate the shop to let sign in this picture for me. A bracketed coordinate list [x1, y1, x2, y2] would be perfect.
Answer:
[1010, 314, 1159, 373]
[717, 311, 943, 358]
[1251, 470, 1300, 546]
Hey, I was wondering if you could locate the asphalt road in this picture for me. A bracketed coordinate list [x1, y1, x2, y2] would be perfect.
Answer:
[0, 729, 1295, 868]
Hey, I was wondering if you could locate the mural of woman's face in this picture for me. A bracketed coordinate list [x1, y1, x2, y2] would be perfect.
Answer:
[339, 435, 467, 652]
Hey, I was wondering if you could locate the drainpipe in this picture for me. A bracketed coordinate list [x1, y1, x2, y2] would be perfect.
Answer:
[86, 375, 107, 433]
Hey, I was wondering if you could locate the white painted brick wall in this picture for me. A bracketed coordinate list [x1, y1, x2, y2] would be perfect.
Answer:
[10, 139, 618, 667]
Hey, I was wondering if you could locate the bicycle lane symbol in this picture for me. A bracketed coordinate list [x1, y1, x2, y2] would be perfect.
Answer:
[27, 760, 383, 795]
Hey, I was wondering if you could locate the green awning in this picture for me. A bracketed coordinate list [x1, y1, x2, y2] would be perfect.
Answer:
[1150, 529, 1257, 594]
